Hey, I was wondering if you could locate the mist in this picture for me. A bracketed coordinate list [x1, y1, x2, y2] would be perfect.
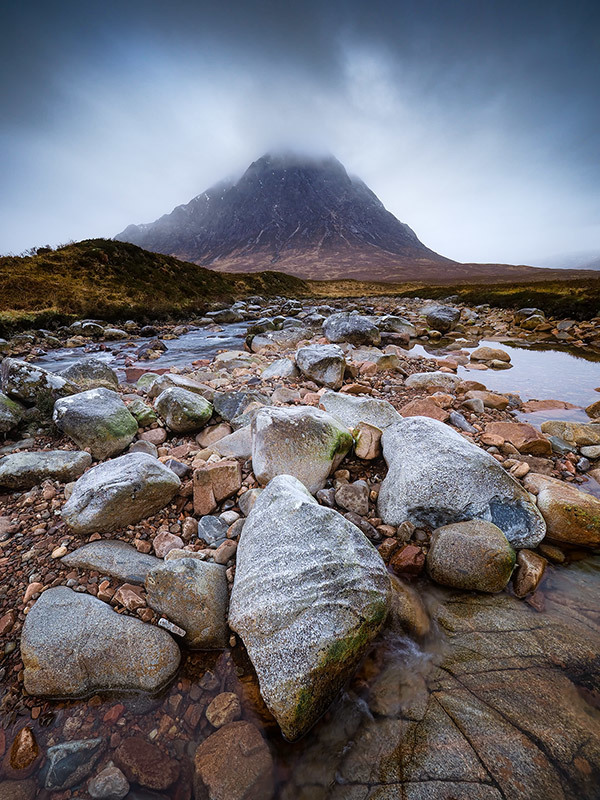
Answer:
[1, 0, 599, 265]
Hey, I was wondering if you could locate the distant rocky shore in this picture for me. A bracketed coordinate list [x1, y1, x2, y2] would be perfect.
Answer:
[0, 296, 599, 799]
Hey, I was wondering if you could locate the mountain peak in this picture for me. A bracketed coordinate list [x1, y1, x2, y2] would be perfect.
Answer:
[115, 153, 453, 281]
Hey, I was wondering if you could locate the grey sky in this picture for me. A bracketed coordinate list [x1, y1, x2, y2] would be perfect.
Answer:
[1, 0, 599, 265]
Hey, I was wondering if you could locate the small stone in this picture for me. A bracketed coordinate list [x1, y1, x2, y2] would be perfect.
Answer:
[214, 539, 237, 564]
[205, 692, 242, 728]
[353, 421, 382, 459]
[400, 397, 449, 422]
[513, 549, 547, 597]
[88, 762, 129, 800]
[335, 480, 369, 516]
[114, 736, 179, 791]
[389, 544, 425, 576]
[153, 530, 184, 558]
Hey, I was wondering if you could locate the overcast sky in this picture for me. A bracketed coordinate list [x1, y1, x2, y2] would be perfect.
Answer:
[1, 0, 599, 265]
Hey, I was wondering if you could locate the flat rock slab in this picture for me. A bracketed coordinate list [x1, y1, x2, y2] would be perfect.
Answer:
[21, 587, 180, 697]
[61, 452, 181, 534]
[229, 474, 391, 740]
[0, 450, 91, 489]
[378, 416, 546, 549]
[320, 390, 401, 430]
[62, 540, 161, 584]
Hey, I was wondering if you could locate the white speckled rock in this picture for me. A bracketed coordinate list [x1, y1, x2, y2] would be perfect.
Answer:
[21, 587, 180, 697]
[252, 406, 353, 494]
[323, 313, 381, 346]
[60, 358, 119, 390]
[378, 416, 546, 549]
[62, 453, 180, 533]
[229, 475, 391, 740]
[154, 387, 213, 433]
[295, 344, 346, 389]
[320, 390, 402, 430]
[1, 357, 78, 405]
[53, 388, 138, 460]
[0, 450, 91, 489]
[404, 371, 462, 392]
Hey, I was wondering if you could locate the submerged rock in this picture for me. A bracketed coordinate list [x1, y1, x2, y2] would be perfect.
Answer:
[0, 450, 91, 489]
[21, 587, 180, 696]
[378, 416, 546, 548]
[295, 344, 346, 389]
[53, 388, 138, 460]
[427, 521, 516, 593]
[42, 738, 105, 791]
[62, 453, 180, 534]
[229, 475, 391, 740]
[251, 406, 353, 494]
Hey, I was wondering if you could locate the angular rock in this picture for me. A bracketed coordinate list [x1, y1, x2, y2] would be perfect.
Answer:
[513, 549, 547, 597]
[114, 737, 179, 791]
[1, 358, 78, 406]
[375, 315, 417, 337]
[320, 390, 401, 430]
[540, 420, 600, 447]
[146, 558, 228, 649]
[353, 421, 382, 460]
[0, 450, 91, 489]
[252, 406, 353, 494]
[250, 327, 310, 353]
[262, 358, 299, 379]
[585, 399, 600, 419]
[524, 473, 600, 548]
[211, 426, 253, 459]
[405, 371, 461, 391]
[62, 453, 180, 534]
[147, 373, 213, 401]
[378, 417, 546, 548]
[21, 587, 180, 696]
[205, 692, 242, 728]
[154, 387, 213, 433]
[194, 721, 274, 800]
[485, 422, 551, 456]
[229, 475, 391, 739]
[53, 388, 138, 460]
[323, 312, 381, 346]
[125, 397, 157, 427]
[43, 738, 104, 791]
[193, 460, 242, 516]
[62, 540, 160, 584]
[87, 763, 129, 800]
[60, 358, 119, 391]
[335, 480, 369, 516]
[295, 344, 346, 389]
[400, 397, 449, 422]
[427, 521, 516, 593]
[0, 392, 24, 433]
[213, 390, 269, 422]
[424, 305, 460, 332]
[464, 389, 509, 410]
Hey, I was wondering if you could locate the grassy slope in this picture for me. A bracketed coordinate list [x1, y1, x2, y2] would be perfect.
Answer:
[0, 239, 309, 334]
[1, 239, 599, 335]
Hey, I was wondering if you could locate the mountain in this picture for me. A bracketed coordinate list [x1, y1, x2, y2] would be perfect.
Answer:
[533, 250, 600, 271]
[115, 153, 591, 283]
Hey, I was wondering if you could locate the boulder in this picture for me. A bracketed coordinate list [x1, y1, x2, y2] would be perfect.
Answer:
[194, 721, 274, 800]
[540, 420, 600, 447]
[323, 313, 381, 345]
[211, 426, 253, 460]
[405, 371, 461, 392]
[147, 373, 214, 401]
[212, 390, 269, 422]
[375, 315, 417, 337]
[427, 521, 516, 593]
[514, 307, 545, 322]
[0, 450, 91, 489]
[229, 475, 391, 740]
[154, 387, 213, 433]
[524, 473, 600, 548]
[252, 407, 353, 494]
[377, 416, 546, 548]
[53, 388, 138, 460]
[62, 540, 161, 584]
[0, 393, 24, 433]
[585, 399, 600, 419]
[250, 327, 309, 353]
[21, 587, 180, 696]
[295, 344, 346, 389]
[400, 397, 449, 422]
[320, 390, 401, 430]
[62, 453, 180, 534]
[470, 347, 511, 363]
[60, 358, 119, 391]
[262, 358, 299, 379]
[146, 558, 229, 649]
[424, 305, 460, 333]
[485, 422, 552, 456]
[1, 358, 77, 406]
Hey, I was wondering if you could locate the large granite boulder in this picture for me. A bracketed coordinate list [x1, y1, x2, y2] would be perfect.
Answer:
[405, 371, 462, 391]
[295, 344, 346, 389]
[53, 388, 138, 460]
[61, 453, 180, 534]
[154, 387, 213, 433]
[424, 305, 461, 333]
[252, 407, 353, 494]
[59, 358, 119, 391]
[427, 521, 516, 593]
[147, 373, 214, 401]
[378, 416, 546, 548]
[323, 313, 381, 346]
[320, 390, 401, 430]
[524, 473, 600, 548]
[1, 358, 78, 406]
[229, 475, 391, 740]
[21, 587, 180, 696]
[375, 315, 417, 337]
[0, 392, 24, 433]
[146, 558, 229, 649]
[62, 540, 161, 584]
[0, 450, 91, 489]
[540, 420, 600, 447]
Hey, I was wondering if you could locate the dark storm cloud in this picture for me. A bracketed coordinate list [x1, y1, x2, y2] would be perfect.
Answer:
[1, 0, 599, 263]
